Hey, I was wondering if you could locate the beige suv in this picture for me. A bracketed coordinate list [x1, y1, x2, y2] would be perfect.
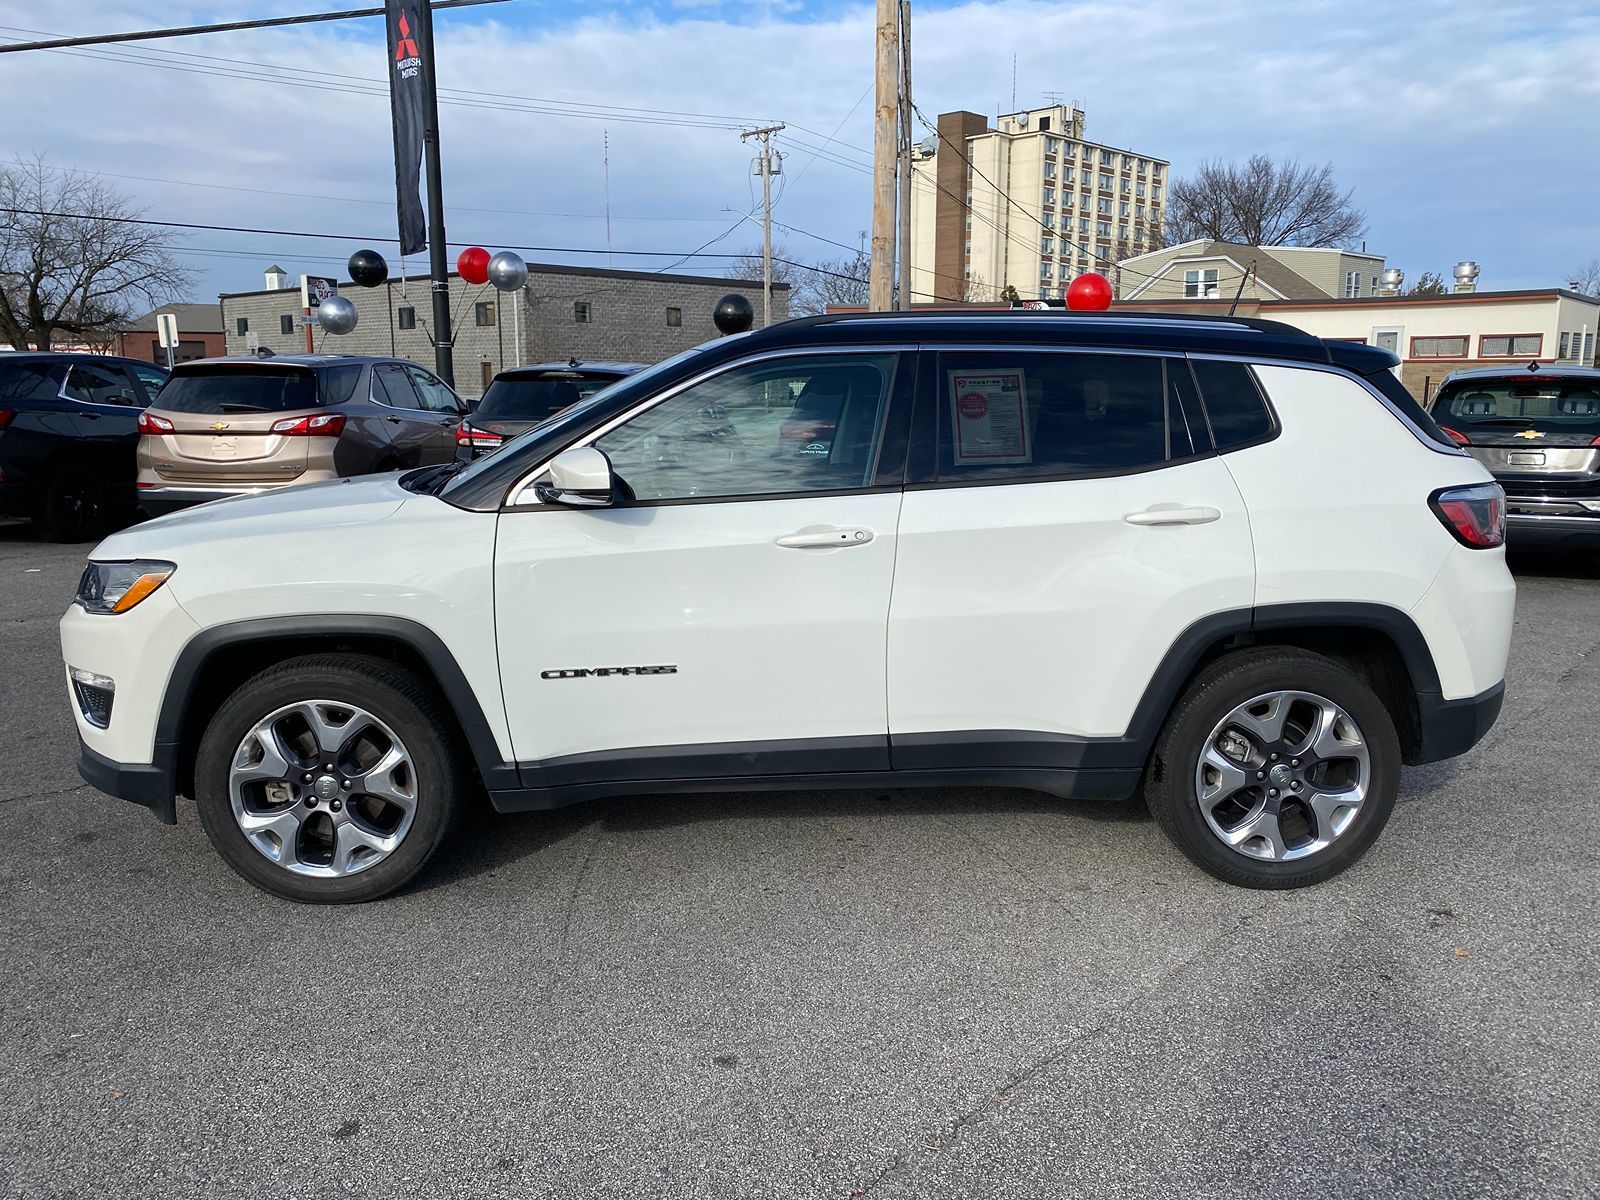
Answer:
[136, 355, 466, 515]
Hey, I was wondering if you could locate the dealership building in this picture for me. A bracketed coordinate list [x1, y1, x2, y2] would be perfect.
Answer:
[219, 264, 784, 396]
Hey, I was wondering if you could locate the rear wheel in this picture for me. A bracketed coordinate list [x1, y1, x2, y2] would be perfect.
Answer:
[194, 655, 466, 903]
[35, 465, 114, 542]
[1145, 648, 1400, 889]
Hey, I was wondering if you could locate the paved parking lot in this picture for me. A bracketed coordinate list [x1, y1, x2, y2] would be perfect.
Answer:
[1, 517, 1597, 1200]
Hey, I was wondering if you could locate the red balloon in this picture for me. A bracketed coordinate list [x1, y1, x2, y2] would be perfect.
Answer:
[1066, 272, 1114, 311]
[457, 246, 491, 286]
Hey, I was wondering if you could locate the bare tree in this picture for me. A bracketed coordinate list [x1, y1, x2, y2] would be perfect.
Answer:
[0, 155, 192, 350]
[1166, 155, 1366, 249]
[806, 252, 871, 313]
[1408, 270, 1448, 296]
[1569, 258, 1600, 296]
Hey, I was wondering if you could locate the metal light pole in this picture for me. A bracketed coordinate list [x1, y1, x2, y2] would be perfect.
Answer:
[416, 0, 453, 385]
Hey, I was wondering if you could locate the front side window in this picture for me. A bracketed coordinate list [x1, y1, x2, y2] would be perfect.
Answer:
[593, 354, 895, 502]
[372, 363, 421, 410]
[933, 351, 1194, 483]
[407, 366, 463, 413]
[1480, 334, 1542, 357]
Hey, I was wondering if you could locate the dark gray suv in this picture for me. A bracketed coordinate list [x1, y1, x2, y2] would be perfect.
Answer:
[137, 355, 466, 515]
[1429, 364, 1600, 550]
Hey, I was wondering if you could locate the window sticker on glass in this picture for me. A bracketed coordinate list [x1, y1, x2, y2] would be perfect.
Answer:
[949, 370, 1031, 465]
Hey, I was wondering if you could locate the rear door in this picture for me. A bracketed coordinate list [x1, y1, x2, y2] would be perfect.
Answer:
[886, 347, 1255, 773]
[370, 363, 435, 467]
[62, 360, 146, 478]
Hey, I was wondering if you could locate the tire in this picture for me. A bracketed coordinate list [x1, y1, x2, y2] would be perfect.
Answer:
[1145, 647, 1400, 889]
[35, 465, 113, 543]
[194, 654, 467, 903]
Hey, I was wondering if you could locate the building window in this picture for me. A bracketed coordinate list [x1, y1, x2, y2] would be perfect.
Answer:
[1099, 173, 1114, 190]
[1043, 186, 1056, 206]
[1041, 236, 1054, 255]
[666, 306, 682, 327]
[1045, 136, 1059, 156]
[1118, 224, 1129, 241]
[1136, 205, 1146, 222]
[964, 242, 972, 256]
[574, 301, 593, 323]
[235, 317, 248, 335]
[1184, 268, 1221, 298]
[1121, 154, 1132, 169]
[1044, 161, 1056, 180]
[279, 314, 295, 335]
[475, 301, 496, 327]
[1480, 334, 1542, 357]
[1100, 148, 1113, 164]
[1079, 217, 1090, 234]
[1037, 116, 1051, 132]
[1062, 166, 1075, 184]
[1344, 271, 1362, 298]
[1137, 181, 1147, 198]
[1560, 333, 1571, 359]
[1152, 163, 1163, 179]
[398, 306, 416, 330]
[1119, 201, 1130, 217]
[1096, 221, 1112, 238]
[1120, 179, 1131, 195]
[1410, 336, 1469, 358]
[1151, 185, 1162, 202]
[1041, 212, 1054, 229]
[1587, 333, 1596, 362]
[1137, 159, 1148, 174]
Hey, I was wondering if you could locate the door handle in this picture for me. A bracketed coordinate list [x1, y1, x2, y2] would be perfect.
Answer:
[386, 416, 402, 424]
[775, 527, 875, 549]
[1124, 506, 1222, 527]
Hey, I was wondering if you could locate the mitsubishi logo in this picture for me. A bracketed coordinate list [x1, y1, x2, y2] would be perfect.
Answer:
[394, 13, 420, 60]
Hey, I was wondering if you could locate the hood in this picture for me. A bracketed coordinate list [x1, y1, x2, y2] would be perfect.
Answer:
[97, 476, 410, 558]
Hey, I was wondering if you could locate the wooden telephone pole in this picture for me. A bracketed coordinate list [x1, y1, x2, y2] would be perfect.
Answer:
[868, 0, 897, 312]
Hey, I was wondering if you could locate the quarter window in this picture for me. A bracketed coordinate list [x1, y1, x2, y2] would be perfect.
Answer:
[1189, 360, 1275, 450]
[932, 351, 1193, 483]
[593, 354, 895, 502]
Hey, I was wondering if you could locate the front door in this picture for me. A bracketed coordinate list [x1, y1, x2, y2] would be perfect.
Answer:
[494, 350, 911, 779]
[887, 348, 1256, 772]
[405, 365, 467, 463]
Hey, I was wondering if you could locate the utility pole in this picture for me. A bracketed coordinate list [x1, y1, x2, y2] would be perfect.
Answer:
[869, 0, 897, 312]
[741, 124, 784, 326]
[417, 0, 454, 385]
[895, 0, 912, 310]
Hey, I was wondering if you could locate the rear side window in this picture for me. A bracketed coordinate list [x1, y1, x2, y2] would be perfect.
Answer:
[932, 351, 1194, 482]
[1189, 360, 1275, 451]
[155, 369, 320, 414]
[322, 363, 365, 404]
[0, 361, 61, 403]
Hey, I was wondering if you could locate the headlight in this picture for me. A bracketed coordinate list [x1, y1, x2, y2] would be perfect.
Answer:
[76, 560, 176, 615]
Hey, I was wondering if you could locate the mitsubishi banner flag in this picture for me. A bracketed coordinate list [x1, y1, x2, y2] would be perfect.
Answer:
[386, 0, 427, 256]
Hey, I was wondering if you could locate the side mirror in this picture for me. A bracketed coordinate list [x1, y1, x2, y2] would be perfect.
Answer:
[465, 397, 480, 413]
[535, 446, 615, 508]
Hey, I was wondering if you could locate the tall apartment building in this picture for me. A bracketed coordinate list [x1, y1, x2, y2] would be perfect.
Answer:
[908, 104, 1169, 304]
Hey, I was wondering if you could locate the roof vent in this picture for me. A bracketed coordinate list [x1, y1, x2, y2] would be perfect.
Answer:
[1379, 268, 1404, 296]
[1452, 260, 1480, 294]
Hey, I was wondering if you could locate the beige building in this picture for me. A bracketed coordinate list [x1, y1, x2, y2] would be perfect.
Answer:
[1116, 239, 1390, 302]
[219, 264, 782, 397]
[909, 105, 1169, 304]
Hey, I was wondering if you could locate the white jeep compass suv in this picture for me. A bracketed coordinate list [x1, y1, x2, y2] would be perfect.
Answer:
[60, 312, 1515, 903]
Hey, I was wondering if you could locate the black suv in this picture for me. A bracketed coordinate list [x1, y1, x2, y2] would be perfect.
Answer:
[454, 360, 642, 461]
[0, 353, 168, 541]
[1429, 364, 1600, 550]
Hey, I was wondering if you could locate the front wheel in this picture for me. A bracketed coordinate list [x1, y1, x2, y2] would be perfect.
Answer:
[194, 655, 466, 903]
[35, 465, 115, 542]
[1145, 648, 1400, 889]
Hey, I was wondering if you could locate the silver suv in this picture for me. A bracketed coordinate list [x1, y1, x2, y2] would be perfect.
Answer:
[1428, 364, 1600, 550]
[136, 355, 466, 515]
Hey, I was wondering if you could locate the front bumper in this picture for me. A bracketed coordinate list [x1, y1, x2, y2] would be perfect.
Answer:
[76, 740, 179, 824]
[1412, 681, 1505, 764]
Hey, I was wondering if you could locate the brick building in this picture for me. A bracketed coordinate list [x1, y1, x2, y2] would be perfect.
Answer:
[219, 264, 785, 396]
[113, 303, 227, 364]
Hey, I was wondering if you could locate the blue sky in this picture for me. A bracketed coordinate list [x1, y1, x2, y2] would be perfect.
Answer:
[1, 0, 1596, 302]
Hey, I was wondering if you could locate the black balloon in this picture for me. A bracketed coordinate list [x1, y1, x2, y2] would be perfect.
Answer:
[348, 249, 389, 288]
[713, 293, 754, 335]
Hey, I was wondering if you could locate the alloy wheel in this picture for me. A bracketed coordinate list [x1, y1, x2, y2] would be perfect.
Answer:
[1192, 690, 1371, 862]
[228, 700, 418, 878]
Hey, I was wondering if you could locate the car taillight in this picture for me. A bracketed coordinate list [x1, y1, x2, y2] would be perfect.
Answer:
[455, 423, 504, 448]
[270, 412, 345, 436]
[1430, 483, 1505, 549]
[1438, 425, 1470, 447]
[137, 411, 175, 434]
[0, 408, 13, 430]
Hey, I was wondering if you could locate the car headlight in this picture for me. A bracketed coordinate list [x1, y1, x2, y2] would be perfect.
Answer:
[76, 560, 176, 615]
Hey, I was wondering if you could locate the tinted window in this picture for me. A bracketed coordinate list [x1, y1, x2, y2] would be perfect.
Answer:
[372, 364, 421, 410]
[934, 351, 1188, 481]
[0, 361, 61, 403]
[476, 373, 620, 421]
[1189, 360, 1274, 451]
[594, 354, 895, 502]
[406, 366, 463, 413]
[64, 363, 141, 407]
[1434, 377, 1600, 435]
[322, 363, 365, 404]
[127, 364, 169, 403]
[155, 369, 319, 414]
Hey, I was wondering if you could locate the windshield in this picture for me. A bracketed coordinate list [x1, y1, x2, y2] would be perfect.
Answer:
[475, 373, 623, 421]
[441, 345, 712, 498]
[1434, 377, 1600, 435]
[155, 367, 321, 414]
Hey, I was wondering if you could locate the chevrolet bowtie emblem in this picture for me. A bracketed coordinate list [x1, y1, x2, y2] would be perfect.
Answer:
[210, 421, 229, 431]
[1513, 429, 1545, 439]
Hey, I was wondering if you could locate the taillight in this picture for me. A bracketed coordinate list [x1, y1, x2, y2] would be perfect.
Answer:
[1430, 483, 1505, 549]
[1438, 426, 1470, 447]
[455, 423, 504, 449]
[0, 408, 13, 429]
[137, 411, 175, 435]
[270, 412, 345, 436]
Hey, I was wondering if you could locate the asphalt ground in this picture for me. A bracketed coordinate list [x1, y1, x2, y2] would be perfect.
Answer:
[1, 516, 1596, 1199]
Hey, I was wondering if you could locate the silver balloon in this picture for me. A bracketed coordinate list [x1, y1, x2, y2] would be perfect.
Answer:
[487, 250, 529, 293]
[316, 294, 358, 335]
